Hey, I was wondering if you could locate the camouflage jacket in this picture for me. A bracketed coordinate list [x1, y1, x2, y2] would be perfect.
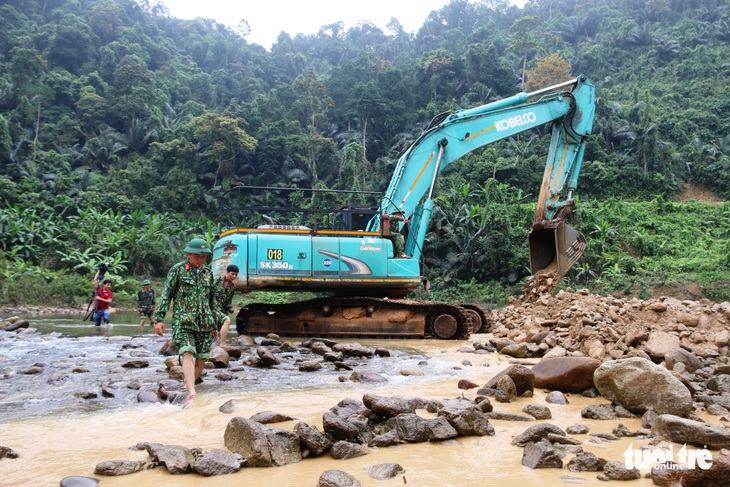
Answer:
[214, 276, 236, 310]
[136, 289, 156, 309]
[213, 275, 236, 324]
[154, 261, 216, 332]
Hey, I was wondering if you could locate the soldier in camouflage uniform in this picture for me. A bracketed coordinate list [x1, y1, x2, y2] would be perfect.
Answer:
[136, 279, 156, 328]
[154, 238, 216, 402]
[213, 264, 239, 345]
[385, 211, 409, 258]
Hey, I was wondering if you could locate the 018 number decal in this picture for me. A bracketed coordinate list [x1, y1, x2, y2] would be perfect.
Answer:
[267, 249, 283, 260]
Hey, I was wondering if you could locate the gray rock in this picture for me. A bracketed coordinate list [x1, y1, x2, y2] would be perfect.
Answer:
[59, 477, 99, 487]
[598, 460, 641, 480]
[121, 360, 149, 369]
[547, 433, 581, 445]
[299, 360, 322, 372]
[484, 365, 534, 396]
[310, 341, 333, 355]
[650, 463, 684, 487]
[494, 375, 517, 403]
[144, 443, 195, 474]
[0, 446, 19, 459]
[47, 371, 69, 384]
[369, 429, 401, 447]
[295, 422, 332, 456]
[223, 417, 302, 467]
[349, 371, 387, 382]
[317, 470, 361, 487]
[708, 374, 730, 394]
[523, 403, 552, 420]
[249, 410, 296, 424]
[664, 347, 703, 373]
[330, 441, 369, 460]
[136, 389, 159, 403]
[93, 460, 146, 476]
[521, 440, 563, 469]
[679, 453, 730, 487]
[545, 391, 569, 405]
[373, 348, 391, 357]
[485, 412, 535, 421]
[581, 404, 617, 420]
[652, 414, 730, 449]
[512, 423, 566, 447]
[256, 346, 280, 366]
[322, 411, 363, 442]
[192, 448, 241, 476]
[399, 367, 424, 376]
[500, 343, 528, 358]
[363, 394, 415, 418]
[644, 331, 680, 358]
[3, 319, 30, 331]
[437, 402, 495, 436]
[334, 343, 373, 358]
[365, 463, 405, 480]
[219, 399, 237, 414]
[593, 357, 692, 417]
[566, 424, 589, 435]
[208, 347, 230, 368]
[393, 413, 458, 442]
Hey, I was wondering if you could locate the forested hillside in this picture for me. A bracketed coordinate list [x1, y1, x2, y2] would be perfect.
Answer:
[0, 0, 728, 306]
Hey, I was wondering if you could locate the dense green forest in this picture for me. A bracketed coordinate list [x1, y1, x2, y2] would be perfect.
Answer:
[0, 0, 728, 307]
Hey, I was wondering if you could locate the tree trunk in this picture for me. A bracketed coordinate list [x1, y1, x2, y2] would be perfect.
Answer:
[33, 102, 41, 162]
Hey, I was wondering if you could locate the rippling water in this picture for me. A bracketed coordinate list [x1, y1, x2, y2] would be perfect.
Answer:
[0, 313, 659, 487]
[0, 313, 466, 423]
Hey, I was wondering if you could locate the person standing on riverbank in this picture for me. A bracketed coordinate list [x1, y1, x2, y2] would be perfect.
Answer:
[214, 264, 239, 345]
[136, 279, 156, 328]
[153, 238, 217, 403]
[93, 267, 113, 328]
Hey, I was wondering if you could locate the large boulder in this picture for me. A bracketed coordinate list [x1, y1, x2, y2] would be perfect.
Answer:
[680, 453, 730, 487]
[531, 357, 601, 393]
[651, 415, 730, 449]
[593, 357, 692, 416]
[223, 417, 301, 467]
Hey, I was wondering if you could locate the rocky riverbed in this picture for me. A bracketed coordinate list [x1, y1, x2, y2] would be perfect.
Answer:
[1, 287, 730, 486]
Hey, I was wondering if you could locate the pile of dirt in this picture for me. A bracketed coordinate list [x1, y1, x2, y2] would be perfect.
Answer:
[488, 275, 730, 362]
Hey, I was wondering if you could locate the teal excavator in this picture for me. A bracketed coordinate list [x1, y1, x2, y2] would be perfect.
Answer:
[212, 76, 596, 339]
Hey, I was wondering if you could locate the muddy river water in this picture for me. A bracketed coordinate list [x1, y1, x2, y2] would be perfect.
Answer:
[1, 313, 663, 486]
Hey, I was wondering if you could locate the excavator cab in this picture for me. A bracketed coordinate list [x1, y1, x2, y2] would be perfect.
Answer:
[528, 220, 586, 278]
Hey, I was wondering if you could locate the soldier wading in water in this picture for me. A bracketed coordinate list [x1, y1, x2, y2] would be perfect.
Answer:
[154, 238, 217, 404]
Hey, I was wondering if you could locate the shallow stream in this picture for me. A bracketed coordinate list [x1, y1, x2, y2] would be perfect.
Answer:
[1, 313, 660, 486]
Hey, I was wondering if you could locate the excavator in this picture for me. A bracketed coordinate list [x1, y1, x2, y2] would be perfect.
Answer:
[212, 75, 596, 340]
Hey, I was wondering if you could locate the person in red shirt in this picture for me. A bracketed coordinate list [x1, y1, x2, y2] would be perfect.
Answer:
[93, 268, 113, 327]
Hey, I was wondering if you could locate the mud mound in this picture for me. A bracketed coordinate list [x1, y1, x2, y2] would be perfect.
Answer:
[489, 287, 730, 361]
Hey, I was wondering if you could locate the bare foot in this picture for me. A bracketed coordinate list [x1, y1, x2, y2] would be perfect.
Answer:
[182, 394, 197, 408]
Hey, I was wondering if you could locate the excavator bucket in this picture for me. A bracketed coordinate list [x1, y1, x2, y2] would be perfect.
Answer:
[528, 220, 586, 278]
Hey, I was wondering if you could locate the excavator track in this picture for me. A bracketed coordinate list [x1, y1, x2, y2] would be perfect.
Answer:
[459, 302, 491, 334]
[236, 297, 474, 340]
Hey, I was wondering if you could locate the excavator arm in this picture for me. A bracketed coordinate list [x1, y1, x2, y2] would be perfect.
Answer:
[371, 76, 596, 277]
